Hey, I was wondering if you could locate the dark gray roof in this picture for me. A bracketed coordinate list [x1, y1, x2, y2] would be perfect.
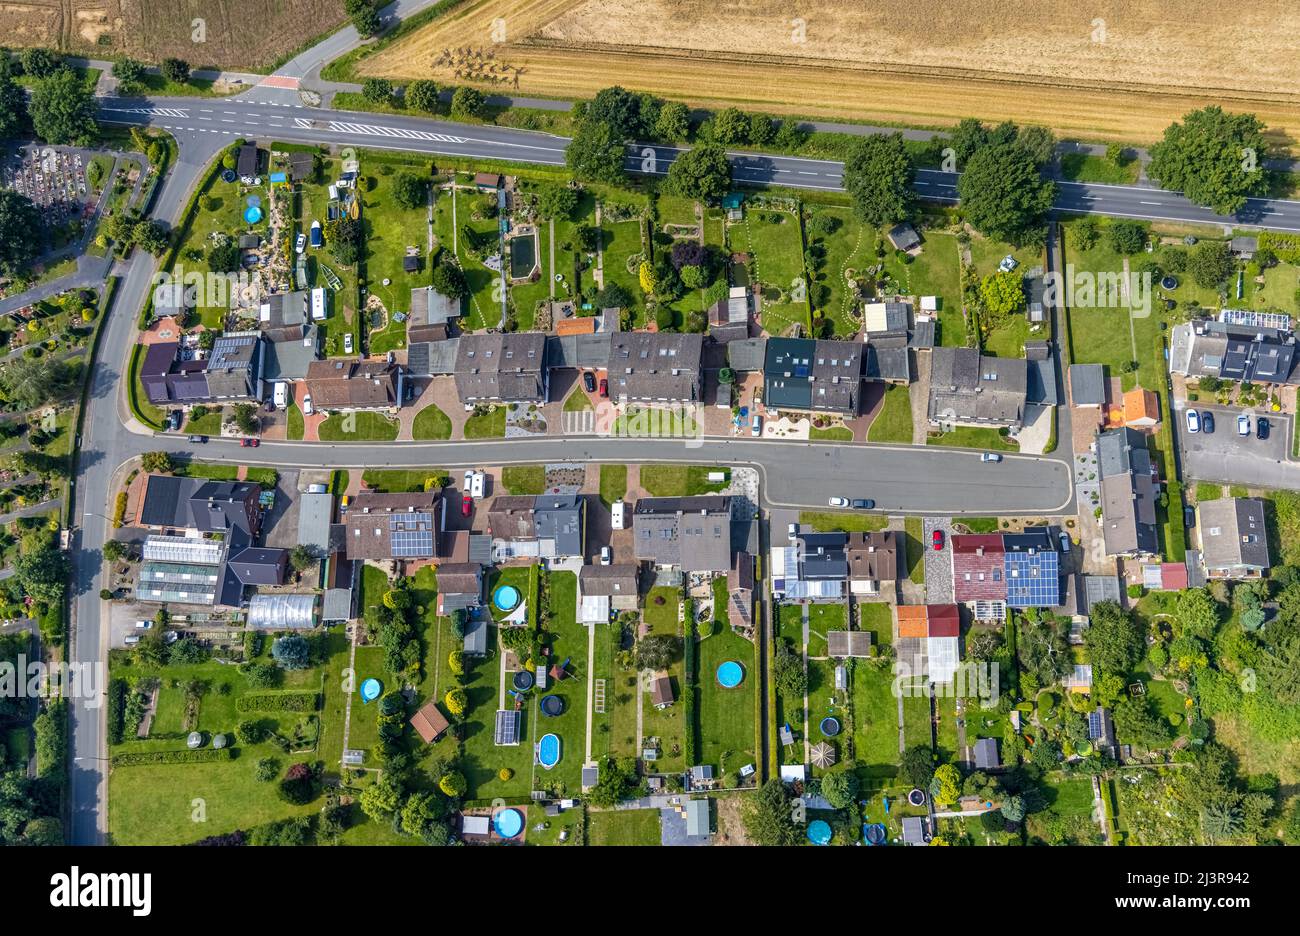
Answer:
[633, 496, 733, 571]
[727, 337, 767, 372]
[1027, 355, 1058, 406]
[228, 547, 288, 585]
[887, 222, 920, 251]
[454, 332, 547, 403]
[864, 343, 910, 383]
[764, 337, 862, 414]
[909, 319, 935, 350]
[262, 324, 319, 381]
[1097, 428, 1159, 557]
[546, 332, 612, 369]
[929, 348, 1027, 427]
[1170, 320, 1299, 385]
[409, 286, 461, 327]
[579, 564, 640, 597]
[407, 337, 460, 376]
[533, 494, 585, 557]
[262, 291, 307, 328]
[1083, 575, 1123, 612]
[1069, 364, 1106, 406]
[606, 332, 703, 402]
[463, 615, 489, 655]
[973, 738, 1000, 770]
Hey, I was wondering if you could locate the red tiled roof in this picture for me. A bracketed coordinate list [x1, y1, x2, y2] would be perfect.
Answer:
[927, 604, 961, 638]
[1159, 563, 1188, 591]
[951, 535, 1007, 602]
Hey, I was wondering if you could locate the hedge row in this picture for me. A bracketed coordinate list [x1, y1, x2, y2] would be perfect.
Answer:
[235, 691, 320, 713]
[107, 678, 127, 746]
[112, 748, 234, 767]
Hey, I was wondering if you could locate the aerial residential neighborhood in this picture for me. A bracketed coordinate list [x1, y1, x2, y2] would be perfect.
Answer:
[0, 6, 1298, 893]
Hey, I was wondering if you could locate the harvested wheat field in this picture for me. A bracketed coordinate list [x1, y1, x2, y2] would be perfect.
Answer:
[8, 0, 348, 72]
[361, 0, 1300, 146]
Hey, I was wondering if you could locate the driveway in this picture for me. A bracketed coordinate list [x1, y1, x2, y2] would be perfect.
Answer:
[923, 517, 954, 604]
[1173, 401, 1298, 488]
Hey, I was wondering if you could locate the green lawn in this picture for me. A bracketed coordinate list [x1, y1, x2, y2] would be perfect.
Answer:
[740, 208, 809, 336]
[600, 217, 647, 324]
[411, 403, 452, 440]
[360, 468, 446, 492]
[926, 426, 1018, 451]
[643, 587, 680, 635]
[286, 403, 304, 441]
[695, 628, 758, 780]
[797, 511, 887, 533]
[852, 666, 901, 778]
[1060, 152, 1140, 185]
[599, 464, 627, 506]
[867, 384, 913, 442]
[892, 231, 964, 346]
[810, 426, 853, 441]
[463, 406, 506, 438]
[364, 163, 436, 353]
[904, 516, 926, 585]
[588, 808, 660, 845]
[184, 410, 223, 436]
[809, 207, 871, 336]
[638, 465, 729, 497]
[535, 572, 590, 792]
[806, 603, 845, 659]
[317, 412, 399, 441]
[858, 602, 894, 648]
[563, 387, 594, 412]
[502, 464, 546, 495]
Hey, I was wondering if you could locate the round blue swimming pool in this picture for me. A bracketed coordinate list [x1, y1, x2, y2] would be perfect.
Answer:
[493, 585, 521, 612]
[538, 732, 561, 769]
[359, 678, 382, 703]
[807, 819, 832, 846]
[494, 807, 523, 839]
[716, 660, 745, 688]
[244, 205, 263, 224]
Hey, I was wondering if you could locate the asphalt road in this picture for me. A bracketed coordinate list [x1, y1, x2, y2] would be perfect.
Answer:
[97, 97, 1300, 232]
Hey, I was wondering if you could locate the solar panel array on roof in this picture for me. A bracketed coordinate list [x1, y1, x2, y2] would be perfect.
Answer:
[1004, 548, 1060, 607]
[1087, 710, 1104, 740]
[390, 512, 435, 558]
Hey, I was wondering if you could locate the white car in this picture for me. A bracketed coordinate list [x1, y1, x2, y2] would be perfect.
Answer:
[295, 233, 306, 254]
[599, 545, 612, 565]
[981, 452, 1002, 463]
[751, 414, 762, 437]
[828, 496, 849, 508]
[134, 620, 153, 629]
[343, 333, 354, 354]
[463, 469, 474, 492]
[1237, 413, 1251, 436]
[788, 522, 799, 540]
[1185, 408, 1200, 433]
[302, 394, 314, 416]
[998, 254, 1019, 273]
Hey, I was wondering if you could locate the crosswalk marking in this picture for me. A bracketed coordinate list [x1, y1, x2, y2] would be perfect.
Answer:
[326, 121, 467, 144]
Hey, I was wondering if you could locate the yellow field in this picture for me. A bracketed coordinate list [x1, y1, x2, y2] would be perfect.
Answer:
[7, 0, 348, 71]
[361, 0, 1300, 146]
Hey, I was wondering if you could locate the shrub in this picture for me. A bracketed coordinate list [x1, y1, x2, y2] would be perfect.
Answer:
[254, 757, 279, 782]
[112, 749, 234, 766]
[235, 691, 319, 713]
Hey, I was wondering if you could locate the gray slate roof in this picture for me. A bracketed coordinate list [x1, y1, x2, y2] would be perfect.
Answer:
[633, 496, 733, 571]
[1097, 427, 1159, 557]
[1198, 498, 1271, 573]
[928, 347, 1027, 427]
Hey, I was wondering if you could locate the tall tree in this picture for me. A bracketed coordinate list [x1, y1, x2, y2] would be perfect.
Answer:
[0, 71, 26, 140]
[842, 132, 916, 227]
[0, 356, 78, 409]
[957, 142, 1055, 244]
[0, 189, 42, 277]
[28, 68, 98, 146]
[1149, 106, 1269, 214]
[662, 143, 731, 202]
[1083, 600, 1145, 676]
[565, 117, 627, 185]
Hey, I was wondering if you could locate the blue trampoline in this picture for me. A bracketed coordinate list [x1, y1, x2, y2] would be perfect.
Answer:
[820, 716, 841, 737]
[807, 819, 833, 846]
[359, 678, 382, 703]
[494, 807, 523, 839]
[716, 661, 745, 688]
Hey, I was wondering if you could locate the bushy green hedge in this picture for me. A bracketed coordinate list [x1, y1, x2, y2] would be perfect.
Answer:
[235, 691, 319, 713]
[107, 679, 127, 746]
[111, 748, 235, 766]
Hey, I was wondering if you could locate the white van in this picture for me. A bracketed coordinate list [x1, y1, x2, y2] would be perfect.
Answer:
[611, 501, 626, 530]
[470, 472, 486, 499]
[273, 381, 288, 409]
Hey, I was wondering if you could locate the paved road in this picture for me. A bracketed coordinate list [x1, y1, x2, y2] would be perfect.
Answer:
[96, 97, 1300, 232]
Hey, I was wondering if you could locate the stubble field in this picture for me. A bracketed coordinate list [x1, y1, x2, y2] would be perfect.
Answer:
[359, 0, 1300, 145]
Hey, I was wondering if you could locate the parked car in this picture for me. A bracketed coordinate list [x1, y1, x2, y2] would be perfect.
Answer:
[583, 371, 596, 392]
[188, 434, 206, 444]
[1201, 410, 1215, 434]
[1058, 531, 1072, 553]
[600, 545, 612, 565]
[295, 233, 306, 254]
[1237, 413, 1251, 436]
[168, 410, 182, 431]
[123, 635, 141, 646]
[134, 620, 153, 630]
[273, 381, 288, 409]
[1185, 409, 1200, 433]
[302, 395, 313, 415]
[981, 452, 1001, 463]
[461, 494, 472, 517]
[997, 254, 1019, 273]
[240, 437, 259, 447]
[1258, 417, 1270, 440]
[851, 499, 875, 510]
[932, 529, 945, 551]
[463, 469, 474, 492]
[343, 333, 354, 354]
[598, 378, 608, 398]
[828, 496, 849, 508]
[751, 414, 762, 437]
[787, 522, 799, 539]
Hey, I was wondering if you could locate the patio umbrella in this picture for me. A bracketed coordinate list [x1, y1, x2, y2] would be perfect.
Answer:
[810, 742, 837, 768]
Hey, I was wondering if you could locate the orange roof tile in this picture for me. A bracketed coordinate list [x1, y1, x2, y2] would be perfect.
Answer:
[555, 316, 596, 336]
[896, 605, 929, 638]
[1123, 388, 1159, 423]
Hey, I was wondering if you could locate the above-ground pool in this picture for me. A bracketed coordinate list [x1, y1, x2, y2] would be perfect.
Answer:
[716, 661, 745, 688]
[540, 694, 565, 717]
[820, 716, 841, 737]
[493, 584, 521, 612]
[863, 823, 887, 846]
[512, 670, 535, 692]
[537, 733, 561, 769]
[244, 205, 263, 224]
[494, 807, 524, 839]
[807, 820, 833, 846]
[359, 678, 382, 703]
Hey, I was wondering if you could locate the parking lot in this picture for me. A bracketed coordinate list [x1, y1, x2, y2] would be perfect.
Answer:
[1173, 401, 1300, 488]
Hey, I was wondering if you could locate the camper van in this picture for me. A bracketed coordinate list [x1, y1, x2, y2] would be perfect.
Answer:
[310, 287, 327, 321]
[273, 381, 288, 409]
[611, 501, 626, 530]
[309, 220, 322, 248]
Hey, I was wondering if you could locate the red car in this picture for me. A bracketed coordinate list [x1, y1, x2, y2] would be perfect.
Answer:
[461, 494, 473, 517]
[240, 437, 260, 447]
[932, 529, 944, 551]
[599, 378, 608, 398]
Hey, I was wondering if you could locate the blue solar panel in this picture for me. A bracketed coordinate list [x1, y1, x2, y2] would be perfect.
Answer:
[1003, 549, 1060, 607]
[1087, 710, 1104, 740]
